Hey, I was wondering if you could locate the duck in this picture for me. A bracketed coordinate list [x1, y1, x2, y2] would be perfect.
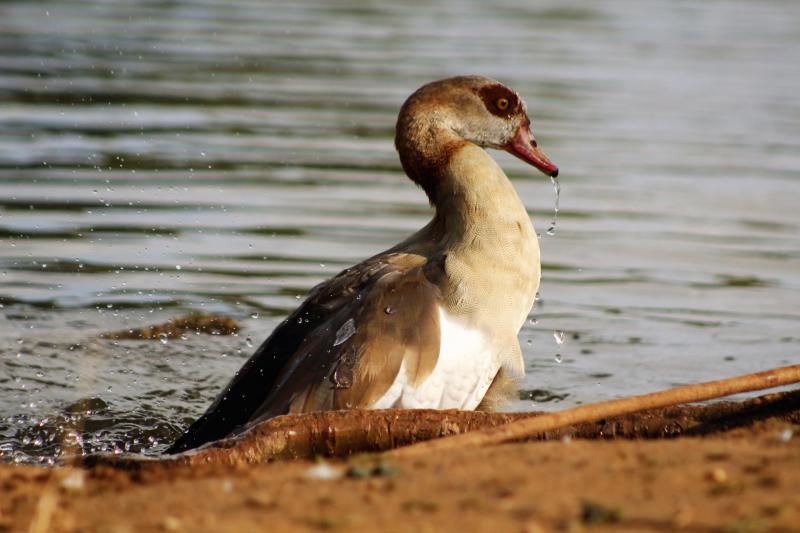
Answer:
[167, 75, 558, 453]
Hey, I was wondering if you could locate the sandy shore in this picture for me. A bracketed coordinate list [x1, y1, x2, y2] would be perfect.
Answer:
[2, 400, 798, 533]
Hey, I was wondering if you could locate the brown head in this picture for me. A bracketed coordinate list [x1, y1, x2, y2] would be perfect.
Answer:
[395, 76, 558, 201]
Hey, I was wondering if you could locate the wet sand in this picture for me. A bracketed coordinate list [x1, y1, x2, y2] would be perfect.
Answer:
[2, 402, 799, 533]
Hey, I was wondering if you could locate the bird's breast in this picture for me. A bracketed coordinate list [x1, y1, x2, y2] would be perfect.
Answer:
[371, 306, 499, 410]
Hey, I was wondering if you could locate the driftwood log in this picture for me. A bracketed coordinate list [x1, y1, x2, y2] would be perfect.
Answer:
[78, 388, 800, 473]
[391, 363, 800, 457]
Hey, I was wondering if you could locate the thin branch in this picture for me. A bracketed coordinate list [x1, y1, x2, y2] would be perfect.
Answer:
[389, 364, 800, 458]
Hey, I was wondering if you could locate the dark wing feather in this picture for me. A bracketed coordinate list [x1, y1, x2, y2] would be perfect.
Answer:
[166, 252, 441, 453]
[251, 263, 442, 422]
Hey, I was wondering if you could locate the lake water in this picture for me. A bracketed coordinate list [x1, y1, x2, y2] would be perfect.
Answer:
[1, 0, 798, 464]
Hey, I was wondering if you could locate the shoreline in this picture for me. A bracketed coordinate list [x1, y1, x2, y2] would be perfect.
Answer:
[2, 394, 799, 533]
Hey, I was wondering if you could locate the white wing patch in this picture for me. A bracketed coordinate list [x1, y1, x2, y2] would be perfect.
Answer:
[371, 307, 499, 410]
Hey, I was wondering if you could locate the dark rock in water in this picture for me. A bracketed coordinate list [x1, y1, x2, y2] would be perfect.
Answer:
[65, 397, 109, 415]
[518, 389, 569, 402]
[99, 313, 240, 341]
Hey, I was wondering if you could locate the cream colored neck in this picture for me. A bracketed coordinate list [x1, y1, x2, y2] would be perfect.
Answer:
[413, 143, 541, 337]
[433, 143, 532, 247]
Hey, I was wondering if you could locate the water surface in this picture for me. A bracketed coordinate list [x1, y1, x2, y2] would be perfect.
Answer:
[1, 0, 799, 464]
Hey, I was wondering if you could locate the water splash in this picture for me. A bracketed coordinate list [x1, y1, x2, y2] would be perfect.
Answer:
[546, 175, 560, 236]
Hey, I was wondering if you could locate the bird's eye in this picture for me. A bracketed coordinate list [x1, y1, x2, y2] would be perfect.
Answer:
[496, 98, 510, 111]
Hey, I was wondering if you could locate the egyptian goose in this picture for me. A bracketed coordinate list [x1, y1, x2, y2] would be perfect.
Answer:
[168, 76, 558, 453]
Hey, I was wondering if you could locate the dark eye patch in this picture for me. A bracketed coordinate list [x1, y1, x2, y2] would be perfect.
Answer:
[478, 84, 519, 118]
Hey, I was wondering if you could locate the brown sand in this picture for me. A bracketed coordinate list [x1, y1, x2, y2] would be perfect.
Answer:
[2, 400, 798, 533]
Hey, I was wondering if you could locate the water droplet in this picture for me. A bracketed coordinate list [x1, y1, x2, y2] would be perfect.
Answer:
[333, 318, 356, 346]
[250, 312, 260, 319]
[159, 333, 168, 345]
[175, 265, 182, 270]
[553, 331, 566, 345]
[384, 306, 396, 315]
[245, 337, 253, 348]
[546, 175, 560, 236]
[554, 353, 562, 363]
[528, 318, 538, 325]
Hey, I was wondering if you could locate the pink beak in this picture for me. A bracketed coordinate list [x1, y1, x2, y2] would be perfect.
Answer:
[505, 123, 559, 178]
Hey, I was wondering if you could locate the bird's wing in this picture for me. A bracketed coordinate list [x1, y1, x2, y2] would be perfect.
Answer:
[166, 251, 443, 453]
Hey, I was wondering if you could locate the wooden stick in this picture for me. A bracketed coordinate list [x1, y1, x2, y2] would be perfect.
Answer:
[389, 363, 800, 458]
[80, 388, 799, 472]
[80, 365, 799, 471]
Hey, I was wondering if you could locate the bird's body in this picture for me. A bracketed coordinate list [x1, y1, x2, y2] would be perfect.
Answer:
[168, 76, 558, 453]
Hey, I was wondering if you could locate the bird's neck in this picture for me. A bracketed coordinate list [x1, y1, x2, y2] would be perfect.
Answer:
[396, 115, 530, 234]
[407, 143, 541, 336]
[396, 113, 467, 202]
[432, 143, 532, 245]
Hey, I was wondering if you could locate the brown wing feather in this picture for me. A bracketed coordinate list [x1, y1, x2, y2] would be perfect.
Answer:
[245, 252, 442, 424]
[332, 267, 441, 409]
